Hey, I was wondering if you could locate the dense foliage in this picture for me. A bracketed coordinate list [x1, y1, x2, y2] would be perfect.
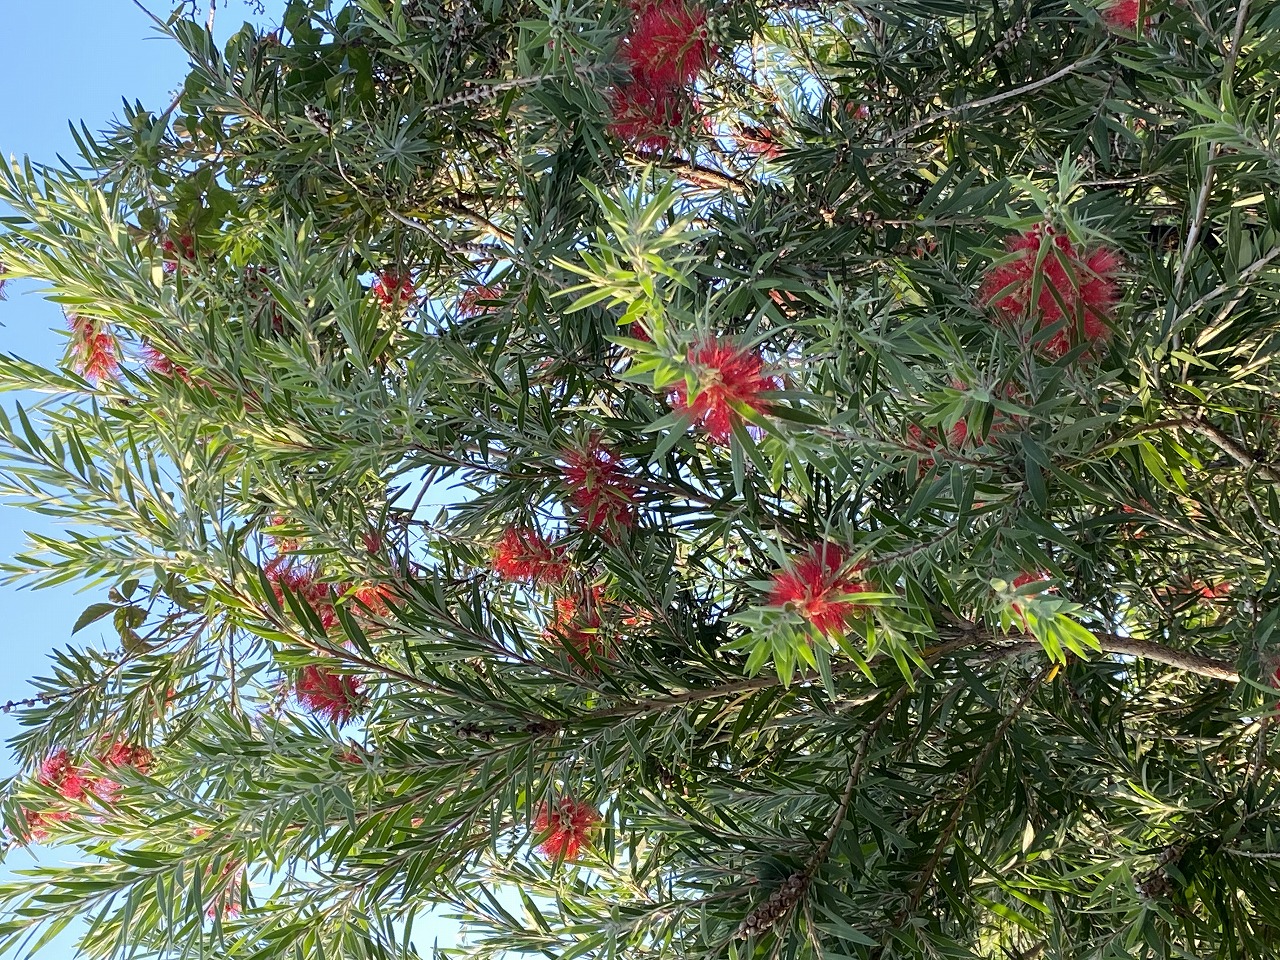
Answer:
[1, 0, 1279, 957]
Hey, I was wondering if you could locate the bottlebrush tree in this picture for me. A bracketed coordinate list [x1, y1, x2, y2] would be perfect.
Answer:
[0, 0, 1278, 958]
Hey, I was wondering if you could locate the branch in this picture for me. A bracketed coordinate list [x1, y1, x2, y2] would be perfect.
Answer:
[1186, 418, 1280, 484]
[968, 631, 1239, 683]
[885, 55, 1099, 144]
[1173, 0, 1252, 299]
[661, 160, 746, 194]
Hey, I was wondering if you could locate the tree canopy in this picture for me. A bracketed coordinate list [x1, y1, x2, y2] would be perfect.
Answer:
[1, 0, 1279, 957]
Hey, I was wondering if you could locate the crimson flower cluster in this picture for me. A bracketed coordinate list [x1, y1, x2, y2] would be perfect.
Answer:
[1101, 0, 1143, 31]
[609, 0, 713, 149]
[264, 555, 338, 629]
[735, 125, 781, 159]
[295, 665, 364, 725]
[769, 543, 872, 636]
[979, 226, 1122, 358]
[142, 342, 193, 383]
[161, 232, 196, 274]
[560, 438, 638, 532]
[371, 269, 415, 310]
[545, 585, 608, 664]
[24, 743, 153, 840]
[66, 313, 121, 383]
[534, 796, 601, 860]
[458, 284, 504, 318]
[671, 337, 779, 444]
[492, 528, 570, 585]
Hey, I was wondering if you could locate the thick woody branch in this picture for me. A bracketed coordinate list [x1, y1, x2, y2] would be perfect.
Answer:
[575, 629, 1239, 730]
[965, 631, 1239, 683]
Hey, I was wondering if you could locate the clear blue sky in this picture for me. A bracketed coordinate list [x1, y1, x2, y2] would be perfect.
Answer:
[0, 4, 278, 956]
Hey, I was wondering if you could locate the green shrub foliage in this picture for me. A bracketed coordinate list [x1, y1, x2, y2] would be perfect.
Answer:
[1, 0, 1279, 957]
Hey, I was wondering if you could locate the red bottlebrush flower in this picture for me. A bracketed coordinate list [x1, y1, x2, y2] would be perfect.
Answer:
[265, 515, 301, 554]
[362, 531, 383, 555]
[534, 797, 601, 860]
[769, 543, 872, 636]
[906, 419, 970, 470]
[205, 862, 244, 920]
[372, 270, 415, 309]
[607, 79, 693, 151]
[22, 806, 71, 842]
[38, 749, 73, 789]
[670, 338, 779, 444]
[458, 284, 504, 318]
[736, 125, 780, 159]
[560, 440, 638, 532]
[141, 342, 191, 382]
[264, 556, 336, 629]
[1101, 0, 1142, 31]
[1009, 572, 1052, 620]
[546, 587, 607, 661]
[1012, 572, 1049, 590]
[628, 321, 652, 342]
[91, 742, 153, 803]
[1197, 581, 1231, 601]
[350, 581, 396, 618]
[492, 528, 570, 584]
[101, 742, 153, 775]
[66, 314, 121, 383]
[622, 0, 713, 88]
[979, 228, 1122, 358]
[845, 102, 871, 120]
[161, 233, 196, 273]
[295, 665, 364, 725]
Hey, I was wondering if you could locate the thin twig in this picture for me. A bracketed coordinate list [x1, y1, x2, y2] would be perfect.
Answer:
[885, 56, 1099, 144]
[1173, 0, 1253, 301]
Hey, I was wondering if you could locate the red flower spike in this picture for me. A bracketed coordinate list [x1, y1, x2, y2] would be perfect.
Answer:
[66, 314, 121, 383]
[266, 516, 301, 554]
[622, 0, 713, 88]
[458, 284, 504, 318]
[736, 126, 780, 159]
[372, 270, 415, 309]
[142, 342, 192, 383]
[1101, 0, 1143, 32]
[979, 228, 1122, 358]
[38, 749, 73, 789]
[546, 587, 607, 662]
[607, 79, 692, 151]
[161, 233, 196, 274]
[769, 543, 872, 636]
[101, 742, 153, 775]
[670, 337, 779, 444]
[264, 557, 337, 629]
[295, 665, 364, 725]
[22, 807, 70, 842]
[205, 863, 244, 920]
[493, 528, 570, 584]
[1009, 572, 1052, 621]
[560, 441, 638, 532]
[534, 797, 601, 860]
[906, 418, 969, 471]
